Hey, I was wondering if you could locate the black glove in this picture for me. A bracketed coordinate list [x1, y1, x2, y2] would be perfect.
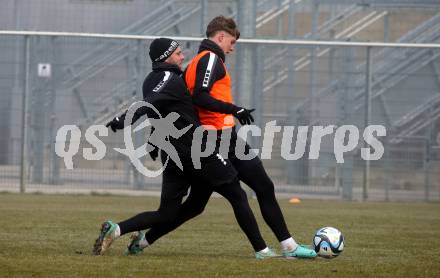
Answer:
[233, 108, 255, 125]
[105, 116, 125, 132]
[149, 144, 159, 161]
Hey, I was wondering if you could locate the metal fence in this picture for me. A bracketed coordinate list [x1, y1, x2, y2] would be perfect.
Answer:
[0, 31, 439, 201]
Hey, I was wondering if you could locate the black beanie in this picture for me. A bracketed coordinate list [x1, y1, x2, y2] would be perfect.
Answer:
[149, 38, 179, 63]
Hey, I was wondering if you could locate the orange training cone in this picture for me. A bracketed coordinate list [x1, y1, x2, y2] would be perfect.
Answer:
[289, 197, 301, 204]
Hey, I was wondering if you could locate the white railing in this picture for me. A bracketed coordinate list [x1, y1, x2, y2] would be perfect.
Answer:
[1, 30, 440, 49]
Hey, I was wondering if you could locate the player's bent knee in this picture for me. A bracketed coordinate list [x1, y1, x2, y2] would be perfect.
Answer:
[189, 203, 206, 217]
[158, 209, 179, 223]
[189, 204, 206, 218]
[253, 181, 275, 197]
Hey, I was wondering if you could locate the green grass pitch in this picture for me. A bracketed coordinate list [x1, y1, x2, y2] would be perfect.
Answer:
[0, 193, 439, 277]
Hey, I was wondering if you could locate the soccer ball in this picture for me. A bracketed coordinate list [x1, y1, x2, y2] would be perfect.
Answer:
[312, 227, 344, 258]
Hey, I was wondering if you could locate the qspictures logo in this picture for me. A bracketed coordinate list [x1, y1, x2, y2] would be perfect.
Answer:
[55, 102, 386, 178]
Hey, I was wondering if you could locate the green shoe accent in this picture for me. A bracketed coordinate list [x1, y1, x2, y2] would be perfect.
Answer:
[124, 231, 145, 256]
[92, 220, 118, 255]
[283, 244, 317, 259]
[255, 248, 280, 260]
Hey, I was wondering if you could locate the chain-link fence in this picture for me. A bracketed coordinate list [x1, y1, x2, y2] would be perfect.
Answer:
[0, 30, 439, 201]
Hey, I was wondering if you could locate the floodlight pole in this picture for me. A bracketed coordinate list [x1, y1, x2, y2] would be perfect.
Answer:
[362, 46, 372, 201]
[237, 0, 256, 110]
[237, 0, 256, 199]
[424, 107, 433, 201]
[200, 0, 207, 35]
[20, 35, 30, 193]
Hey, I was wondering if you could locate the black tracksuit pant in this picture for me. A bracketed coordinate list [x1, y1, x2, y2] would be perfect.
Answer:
[117, 152, 268, 252]
[144, 130, 291, 247]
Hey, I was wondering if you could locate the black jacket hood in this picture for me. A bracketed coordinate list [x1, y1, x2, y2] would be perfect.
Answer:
[198, 39, 226, 62]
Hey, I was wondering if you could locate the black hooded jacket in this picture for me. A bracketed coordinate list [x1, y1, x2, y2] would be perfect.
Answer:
[142, 62, 200, 129]
[124, 62, 201, 157]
